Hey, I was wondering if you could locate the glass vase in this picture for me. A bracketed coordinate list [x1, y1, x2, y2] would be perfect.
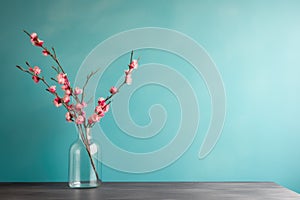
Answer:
[68, 127, 101, 188]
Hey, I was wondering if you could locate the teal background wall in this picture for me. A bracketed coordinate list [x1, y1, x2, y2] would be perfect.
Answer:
[1, 0, 300, 193]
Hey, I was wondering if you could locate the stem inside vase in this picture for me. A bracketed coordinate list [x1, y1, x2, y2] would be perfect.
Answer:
[69, 126, 101, 188]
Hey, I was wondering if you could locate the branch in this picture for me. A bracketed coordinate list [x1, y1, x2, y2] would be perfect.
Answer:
[130, 50, 133, 63]
[81, 68, 101, 103]
[23, 30, 65, 74]
[44, 46, 65, 74]
[77, 125, 100, 182]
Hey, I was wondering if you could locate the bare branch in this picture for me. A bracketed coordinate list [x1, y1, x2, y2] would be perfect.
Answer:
[130, 50, 133, 63]
[23, 30, 31, 37]
[51, 66, 59, 73]
[81, 69, 101, 103]
[51, 47, 56, 58]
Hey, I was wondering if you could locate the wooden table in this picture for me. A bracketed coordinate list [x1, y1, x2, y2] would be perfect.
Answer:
[0, 182, 299, 200]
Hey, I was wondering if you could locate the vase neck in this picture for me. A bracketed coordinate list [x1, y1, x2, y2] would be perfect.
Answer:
[86, 127, 92, 140]
[77, 126, 93, 144]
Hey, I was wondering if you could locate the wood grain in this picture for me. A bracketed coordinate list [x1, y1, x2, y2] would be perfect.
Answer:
[0, 182, 299, 200]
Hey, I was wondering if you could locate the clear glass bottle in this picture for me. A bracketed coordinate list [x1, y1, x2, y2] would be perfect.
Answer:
[69, 128, 101, 188]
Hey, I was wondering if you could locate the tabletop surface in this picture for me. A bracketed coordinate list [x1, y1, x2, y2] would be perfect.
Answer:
[0, 182, 299, 200]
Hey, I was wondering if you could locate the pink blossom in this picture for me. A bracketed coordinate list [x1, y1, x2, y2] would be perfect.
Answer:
[29, 66, 41, 75]
[65, 89, 71, 95]
[63, 95, 70, 103]
[97, 97, 109, 113]
[65, 112, 73, 122]
[74, 87, 82, 95]
[95, 105, 103, 113]
[61, 84, 69, 91]
[81, 110, 86, 118]
[103, 104, 110, 113]
[42, 50, 50, 56]
[67, 104, 74, 110]
[82, 101, 87, 107]
[88, 113, 101, 124]
[32, 76, 40, 83]
[110, 86, 118, 94]
[75, 102, 86, 112]
[75, 103, 84, 111]
[48, 85, 56, 93]
[92, 113, 100, 121]
[95, 106, 105, 117]
[30, 33, 44, 47]
[57, 73, 67, 85]
[64, 79, 70, 86]
[30, 33, 38, 40]
[53, 97, 62, 107]
[36, 40, 44, 47]
[124, 69, 130, 75]
[33, 66, 41, 75]
[129, 59, 138, 69]
[98, 97, 106, 107]
[125, 74, 132, 85]
[75, 115, 84, 124]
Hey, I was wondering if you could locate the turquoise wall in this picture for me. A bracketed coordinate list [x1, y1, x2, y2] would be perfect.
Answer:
[1, 0, 300, 193]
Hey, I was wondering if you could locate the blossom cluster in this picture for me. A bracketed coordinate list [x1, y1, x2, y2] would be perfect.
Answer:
[29, 66, 41, 83]
[17, 31, 138, 127]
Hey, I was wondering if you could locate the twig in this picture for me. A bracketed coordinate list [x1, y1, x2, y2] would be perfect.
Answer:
[77, 125, 100, 182]
[81, 68, 101, 103]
